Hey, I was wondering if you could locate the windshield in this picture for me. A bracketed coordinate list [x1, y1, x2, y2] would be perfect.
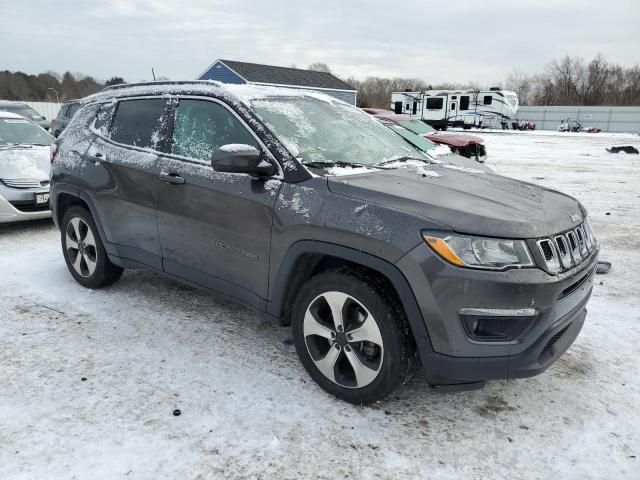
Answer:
[398, 119, 436, 135]
[251, 97, 429, 168]
[0, 105, 44, 120]
[0, 117, 53, 146]
[385, 123, 437, 152]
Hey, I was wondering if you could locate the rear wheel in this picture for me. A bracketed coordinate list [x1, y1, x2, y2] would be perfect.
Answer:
[292, 271, 415, 404]
[61, 206, 123, 288]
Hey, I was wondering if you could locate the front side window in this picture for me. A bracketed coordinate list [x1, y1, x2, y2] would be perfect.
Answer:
[110, 98, 168, 149]
[251, 96, 429, 169]
[68, 103, 81, 118]
[171, 99, 258, 162]
[483, 95, 493, 105]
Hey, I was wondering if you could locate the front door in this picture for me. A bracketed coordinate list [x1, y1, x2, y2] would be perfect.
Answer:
[156, 97, 281, 306]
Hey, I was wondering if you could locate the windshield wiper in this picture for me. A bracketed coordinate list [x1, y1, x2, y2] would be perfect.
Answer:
[302, 160, 370, 169]
[0, 143, 35, 150]
[375, 156, 434, 167]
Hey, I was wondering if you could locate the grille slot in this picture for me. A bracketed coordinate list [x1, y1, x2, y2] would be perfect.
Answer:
[9, 200, 50, 212]
[554, 235, 572, 269]
[1, 178, 43, 189]
[566, 231, 581, 263]
[541, 324, 571, 358]
[576, 226, 588, 256]
[558, 265, 596, 300]
[537, 239, 560, 273]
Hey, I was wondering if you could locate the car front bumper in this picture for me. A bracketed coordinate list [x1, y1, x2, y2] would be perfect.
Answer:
[396, 242, 597, 384]
[0, 186, 52, 223]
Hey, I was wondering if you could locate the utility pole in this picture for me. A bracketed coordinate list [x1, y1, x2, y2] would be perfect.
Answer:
[47, 88, 60, 103]
[151, 68, 156, 81]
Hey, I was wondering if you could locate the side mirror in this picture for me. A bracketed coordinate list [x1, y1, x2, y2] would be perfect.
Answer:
[211, 144, 276, 177]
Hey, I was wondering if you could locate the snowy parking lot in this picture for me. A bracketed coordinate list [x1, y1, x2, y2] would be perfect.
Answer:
[1, 131, 639, 479]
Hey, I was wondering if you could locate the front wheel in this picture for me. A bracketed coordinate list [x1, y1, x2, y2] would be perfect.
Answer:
[292, 271, 416, 404]
[61, 206, 123, 289]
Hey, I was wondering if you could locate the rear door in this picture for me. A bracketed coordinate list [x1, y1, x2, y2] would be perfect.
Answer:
[81, 97, 170, 269]
[155, 96, 281, 305]
[448, 95, 458, 122]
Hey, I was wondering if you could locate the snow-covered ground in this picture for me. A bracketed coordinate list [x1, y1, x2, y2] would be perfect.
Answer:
[1, 131, 639, 479]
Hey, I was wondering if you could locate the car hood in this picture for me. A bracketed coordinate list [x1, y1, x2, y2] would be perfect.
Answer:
[0, 146, 50, 181]
[425, 133, 483, 147]
[327, 166, 584, 239]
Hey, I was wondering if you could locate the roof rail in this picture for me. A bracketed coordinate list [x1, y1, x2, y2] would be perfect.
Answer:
[101, 80, 218, 92]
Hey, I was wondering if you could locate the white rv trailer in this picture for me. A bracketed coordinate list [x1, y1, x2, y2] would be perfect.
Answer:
[390, 88, 519, 129]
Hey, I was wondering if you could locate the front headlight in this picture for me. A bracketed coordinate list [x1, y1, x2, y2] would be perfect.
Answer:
[422, 232, 534, 270]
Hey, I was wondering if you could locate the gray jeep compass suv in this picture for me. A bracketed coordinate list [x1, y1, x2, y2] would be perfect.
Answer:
[50, 81, 598, 404]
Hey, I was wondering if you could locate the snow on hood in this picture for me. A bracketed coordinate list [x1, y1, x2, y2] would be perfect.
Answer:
[326, 165, 377, 176]
[0, 146, 50, 180]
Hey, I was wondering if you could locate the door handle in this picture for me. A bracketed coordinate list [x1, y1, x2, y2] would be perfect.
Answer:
[90, 151, 106, 163]
[160, 171, 185, 185]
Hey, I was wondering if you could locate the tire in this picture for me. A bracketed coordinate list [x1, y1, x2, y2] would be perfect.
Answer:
[292, 270, 416, 404]
[61, 205, 123, 289]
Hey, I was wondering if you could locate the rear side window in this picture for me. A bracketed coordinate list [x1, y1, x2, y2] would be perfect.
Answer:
[68, 103, 81, 118]
[460, 96, 469, 111]
[171, 99, 258, 162]
[426, 97, 443, 110]
[93, 102, 116, 136]
[110, 99, 168, 149]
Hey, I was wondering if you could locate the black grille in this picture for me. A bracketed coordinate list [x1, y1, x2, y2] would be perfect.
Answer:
[558, 265, 596, 300]
[556, 237, 567, 256]
[9, 200, 50, 212]
[541, 324, 571, 357]
[540, 240, 554, 260]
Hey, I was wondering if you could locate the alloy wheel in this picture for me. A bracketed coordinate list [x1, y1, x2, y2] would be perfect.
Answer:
[65, 217, 98, 278]
[303, 291, 384, 388]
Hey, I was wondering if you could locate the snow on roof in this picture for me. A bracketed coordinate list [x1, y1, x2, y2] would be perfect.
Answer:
[82, 81, 344, 107]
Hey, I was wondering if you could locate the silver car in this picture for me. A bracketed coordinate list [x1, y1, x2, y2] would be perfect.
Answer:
[0, 111, 53, 223]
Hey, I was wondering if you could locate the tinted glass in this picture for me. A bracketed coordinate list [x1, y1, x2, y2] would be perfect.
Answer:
[399, 119, 435, 135]
[426, 97, 443, 109]
[0, 117, 53, 145]
[68, 103, 81, 117]
[93, 102, 116, 136]
[171, 99, 258, 162]
[0, 105, 43, 120]
[460, 96, 469, 110]
[387, 124, 436, 152]
[110, 99, 167, 149]
[252, 97, 429, 168]
[483, 96, 493, 105]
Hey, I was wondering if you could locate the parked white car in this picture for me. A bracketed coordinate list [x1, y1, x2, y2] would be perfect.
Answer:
[0, 111, 53, 223]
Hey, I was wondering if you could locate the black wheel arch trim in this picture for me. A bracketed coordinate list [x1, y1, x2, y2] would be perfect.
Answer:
[52, 185, 115, 257]
[268, 240, 432, 347]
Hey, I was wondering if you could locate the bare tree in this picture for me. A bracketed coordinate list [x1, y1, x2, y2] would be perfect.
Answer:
[307, 62, 332, 73]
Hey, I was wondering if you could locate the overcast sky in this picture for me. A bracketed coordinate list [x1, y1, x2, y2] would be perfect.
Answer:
[1, 0, 638, 85]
